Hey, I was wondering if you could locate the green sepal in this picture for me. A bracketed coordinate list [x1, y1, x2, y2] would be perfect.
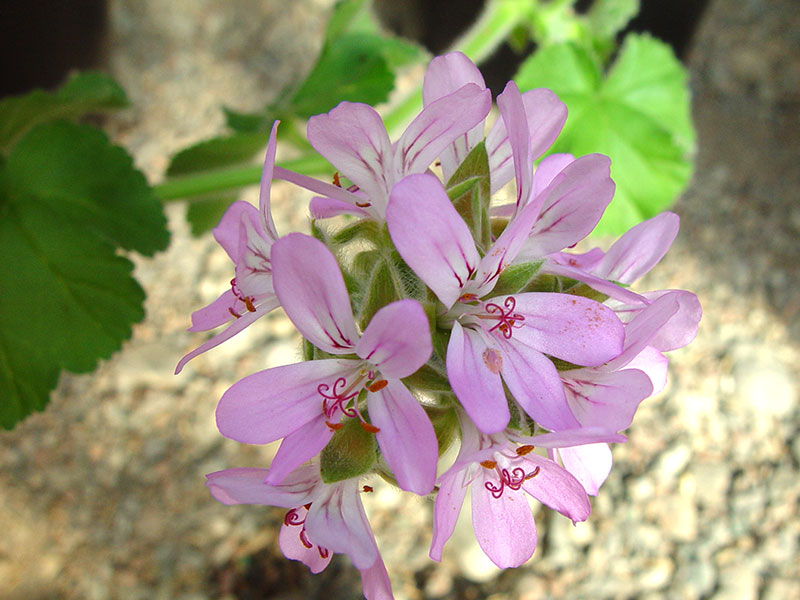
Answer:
[331, 218, 382, 246]
[402, 363, 451, 393]
[446, 141, 491, 252]
[358, 257, 402, 330]
[320, 416, 378, 484]
[550, 357, 582, 372]
[490, 260, 544, 297]
[522, 273, 565, 293]
[427, 406, 460, 457]
[564, 282, 610, 303]
[431, 327, 451, 366]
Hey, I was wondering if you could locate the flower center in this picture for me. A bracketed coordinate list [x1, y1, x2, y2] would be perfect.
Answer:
[284, 505, 330, 559]
[480, 456, 540, 499]
[478, 296, 525, 339]
[227, 277, 257, 318]
[317, 369, 383, 433]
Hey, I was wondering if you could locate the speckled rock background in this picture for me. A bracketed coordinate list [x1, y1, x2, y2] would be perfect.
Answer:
[1, 0, 798, 599]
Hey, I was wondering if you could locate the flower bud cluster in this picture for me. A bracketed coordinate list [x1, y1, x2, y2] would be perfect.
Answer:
[177, 53, 701, 599]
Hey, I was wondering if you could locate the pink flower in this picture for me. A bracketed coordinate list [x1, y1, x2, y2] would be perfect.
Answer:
[206, 463, 393, 599]
[303, 79, 491, 221]
[386, 173, 625, 434]
[175, 122, 282, 374]
[429, 412, 624, 567]
[215, 233, 438, 495]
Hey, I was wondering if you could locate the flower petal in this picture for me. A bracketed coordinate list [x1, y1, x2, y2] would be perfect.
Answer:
[271, 233, 359, 353]
[215, 359, 357, 444]
[472, 472, 537, 568]
[509, 292, 625, 366]
[274, 166, 367, 214]
[368, 379, 438, 495]
[562, 368, 653, 431]
[430, 467, 471, 561]
[175, 300, 277, 374]
[556, 443, 613, 496]
[205, 465, 318, 508]
[265, 416, 334, 485]
[446, 322, 509, 433]
[516, 427, 627, 448]
[520, 453, 592, 520]
[279, 504, 333, 574]
[386, 173, 478, 308]
[212, 200, 263, 263]
[625, 346, 669, 394]
[495, 80, 533, 209]
[306, 102, 394, 208]
[539, 259, 647, 305]
[360, 553, 394, 600]
[497, 337, 579, 431]
[422, 52, 487, 180]
[595, 212, 680, 284]
[309, 196, 370, 219]
[258, 120, 281, 239]
[487, 89, 567, 194]
[523, 154, 616, 257]
[305, 479, 378, 570]
[396, 83, 491, 178]
[356, 299, 432, 378]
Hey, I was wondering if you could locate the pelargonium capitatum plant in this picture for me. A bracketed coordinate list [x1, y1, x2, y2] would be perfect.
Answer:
[177, 52, 701, 599]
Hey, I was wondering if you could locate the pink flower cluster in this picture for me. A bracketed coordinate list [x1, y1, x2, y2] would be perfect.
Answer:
[177, 53, 701, 599]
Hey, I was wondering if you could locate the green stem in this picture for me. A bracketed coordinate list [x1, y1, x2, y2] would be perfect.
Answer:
[154, 0, 537, 202]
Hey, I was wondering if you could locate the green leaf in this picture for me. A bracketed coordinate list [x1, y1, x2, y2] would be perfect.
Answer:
[515, 34, 695, 234]
[585, 0, 640, 40]
[320, 415, 378, 483]
[446, 141, 491, 252]
[0, 71, 128, 156]
[0, 121, 169, 429]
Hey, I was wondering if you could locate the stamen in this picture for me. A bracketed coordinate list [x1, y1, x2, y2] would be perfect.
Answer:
[325, 421, 344, 431]
[355, 201, 372, 208]
[228, 307, 242, 319]
[285, 506, 331, 558]
[243, 296, 256, 313]
[332, 172, 342, 187]
[516, 445, 535, 456]
[366, 379, 388, 392]
[360, 422, 381, 434]
[484, 465, 540, 499]
[362, 485, 374, 493]
[480, 460, 497, 469]
[480, 296, 525, 339]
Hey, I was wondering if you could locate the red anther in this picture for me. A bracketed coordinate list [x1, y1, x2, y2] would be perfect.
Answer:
[355, 201, 372, 208]
[332, 172, 342, 187]
[228, 307, 242, 319]
[516, 445, 535, 456]
[326, 421, 344, 431]
[366, 379, 388, 392]
[360, 422, 381, 434]
[480, 460, 498, 469]
[362, 485, 374, 493]
[458, 293, 479, 303]
[525, 466, 541, 480]
[484, 296, 525, 339]
[243, 296, 256, 312]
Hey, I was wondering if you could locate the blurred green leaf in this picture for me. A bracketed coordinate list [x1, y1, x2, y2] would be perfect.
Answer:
[0, 121, 169, 429]
[0, 72, 128, 156]
[515, 34, 695, 234]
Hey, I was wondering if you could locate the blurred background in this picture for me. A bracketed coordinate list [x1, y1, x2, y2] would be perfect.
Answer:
[1, 0, 798, 598]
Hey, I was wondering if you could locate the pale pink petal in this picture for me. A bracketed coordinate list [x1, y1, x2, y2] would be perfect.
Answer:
[446, 322, 509, 433]
[309, 196, 370, 219]
[642, 290, 702, 351]
[496, 336, 579, 431]
[274, 166, 367, 213]
[495, 80, 533, 209]
[429, 467, 471, 561]
[595, 212, 680, 284]
[368, 379, 437, 495]
[215, 358, 357, 444]
[422, 52, 487, 180]
[187, 290, 239, 332]
[508, 292, 625, 366]
[516, 427, 627, 448]
[205, 465, 318, 508]
[487, 89, 568, 193]
[356, 299, 432, 378]
[396, 83, 491, 178]
[625, 346, 669, 394]
[556, 443, 613, 496]
[386, 173, 478, 308]
[212, 200, 262, 263]
[540, 259, 647, 305]
[258, 120, 281, 239]
[279, 505, 333, 574]
[305, 479, 378, 570]
[306, 102, 394, 207]
[524, 154, 615, 257]
[271, 233, 359, 353]
[531, 153, 575, 198]
[563, 368, 653, 431]
[175, 300, 275, 374]
[471, 472, 537, 568]
[265, 416, 333, 486]
[520, 453, 592, 520]
[360, 554, 394, 600]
